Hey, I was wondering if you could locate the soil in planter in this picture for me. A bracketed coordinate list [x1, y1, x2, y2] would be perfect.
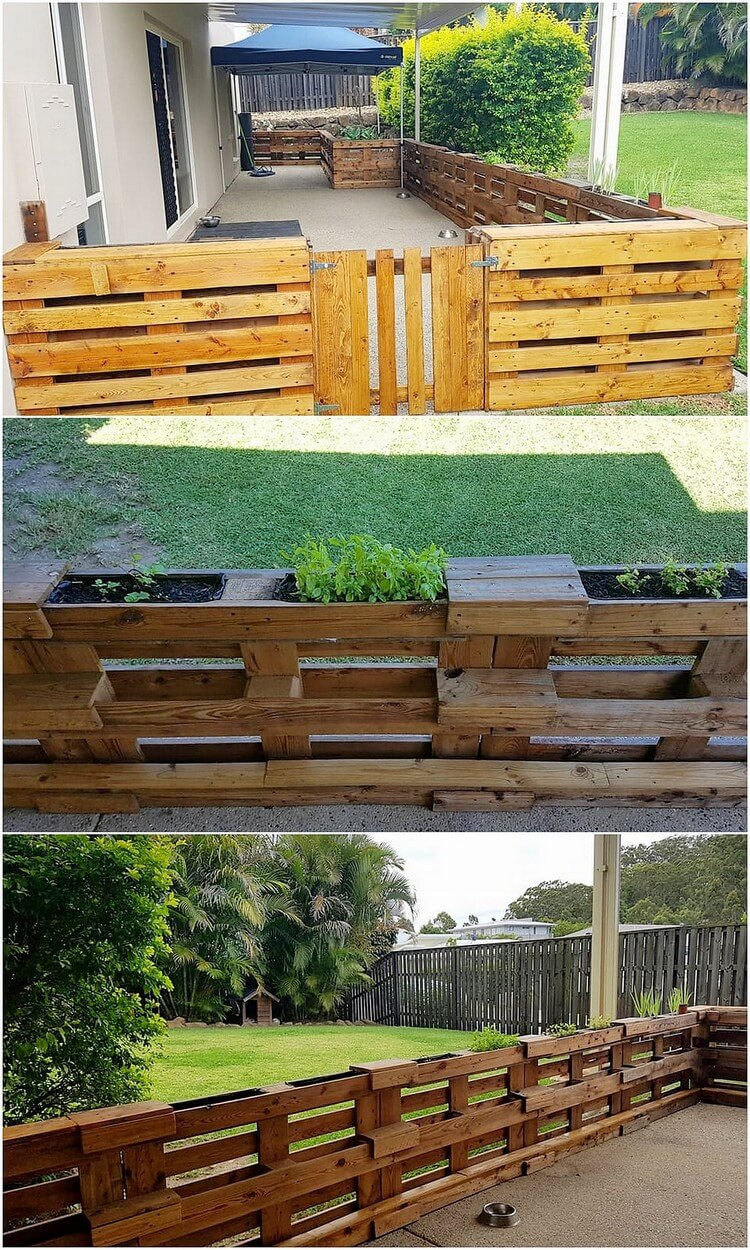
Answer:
[272, 573, 448, 603]
[48, 573, 227, 605]
[581, 567, 746, 601]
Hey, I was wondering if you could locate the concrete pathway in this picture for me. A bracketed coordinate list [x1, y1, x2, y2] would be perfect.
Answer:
[4, 805, 746, 834]
[372, 1104, 746, 1247]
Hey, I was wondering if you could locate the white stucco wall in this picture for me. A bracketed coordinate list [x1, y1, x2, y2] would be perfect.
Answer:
[2, 3, 225, 411]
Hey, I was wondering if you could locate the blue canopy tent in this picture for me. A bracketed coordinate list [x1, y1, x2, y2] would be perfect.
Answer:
[210, 24, 406, 186]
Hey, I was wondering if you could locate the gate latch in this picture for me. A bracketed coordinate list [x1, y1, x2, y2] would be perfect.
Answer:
[314, 402, 340, 414]
[311, 260, 338, 272]
[471, 256, 500, 269]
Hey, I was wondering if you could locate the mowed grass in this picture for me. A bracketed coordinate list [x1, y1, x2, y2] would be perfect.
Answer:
[4, 416, 746, 568]
[569, 113, 748, 371]
[151, 1024, 472, 1104]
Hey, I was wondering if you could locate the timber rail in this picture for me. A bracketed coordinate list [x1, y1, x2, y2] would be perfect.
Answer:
[4, 556, 746, 813]
[3, 1007, 746, 1247]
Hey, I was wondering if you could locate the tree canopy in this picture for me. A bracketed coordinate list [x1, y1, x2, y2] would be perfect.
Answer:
[419, 910, 457, 934]
[4, 834, 174, 1125]
[504, 836, 747, 934]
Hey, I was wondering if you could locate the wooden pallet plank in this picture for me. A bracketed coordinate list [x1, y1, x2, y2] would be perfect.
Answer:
[375, 249, 398, 415]
[403, 248, 426, 415]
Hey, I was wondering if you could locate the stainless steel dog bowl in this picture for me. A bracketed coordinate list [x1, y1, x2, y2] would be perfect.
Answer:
[478, 1202, 519, 1228]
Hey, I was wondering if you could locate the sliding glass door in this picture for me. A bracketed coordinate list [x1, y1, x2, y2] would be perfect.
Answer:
[146, 28, 195, 231]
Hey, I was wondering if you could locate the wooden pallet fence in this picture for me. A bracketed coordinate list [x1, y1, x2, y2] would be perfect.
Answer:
[480, 214, 746, 411]
[4, 556, 746, 812]
[346, 927, 748, 1033]
[3, 1009, 745, 1248]
[2, 237, 315, 416]
[251, 129, 323, 165]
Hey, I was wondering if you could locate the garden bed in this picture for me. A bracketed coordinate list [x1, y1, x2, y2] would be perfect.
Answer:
[48, 570, 227, 604]
[320, 130, 401, 189]
[4, 556, 746, 812]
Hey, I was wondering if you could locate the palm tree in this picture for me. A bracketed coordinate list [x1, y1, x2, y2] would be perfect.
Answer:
[259, 835, 415, 1019]
[161, 835, 293, 1022]
[638, 3, 747, 86]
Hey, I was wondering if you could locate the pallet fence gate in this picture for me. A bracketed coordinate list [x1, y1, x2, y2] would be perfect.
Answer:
[3, 1008, 746, 1248]
[345, 926, 748, 1033]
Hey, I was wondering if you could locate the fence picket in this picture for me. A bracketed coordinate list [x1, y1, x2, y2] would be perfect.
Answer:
[345, 926, 746, 1032]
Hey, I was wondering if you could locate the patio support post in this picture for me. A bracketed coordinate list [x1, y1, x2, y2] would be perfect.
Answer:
[588, 0, 628, 187]
[414, 30, 421, 143]
[590, 835, 621, 1022]
[399, 58, 404, 188]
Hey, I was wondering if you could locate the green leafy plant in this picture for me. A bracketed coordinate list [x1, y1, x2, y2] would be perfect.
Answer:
[469, 1027, 520, 1052]
[667, 985, 692, 1013]
[547, 1021, 578, 1037]
[282, 535, 448, 604]
[662, 558, 691, 596]
[588, 1014, 613, 1029]
[376, 8, 590, 173]
[341, 125, 379, 140]
[92, 578, 119, 599]
[639, 3, 747, 87]
[632, 988, 663, 1018]
[616, 566, 647, 595]
[693, 560, 730, 598]
[633, 159, 682, 208]
[129, 554, 165, 586]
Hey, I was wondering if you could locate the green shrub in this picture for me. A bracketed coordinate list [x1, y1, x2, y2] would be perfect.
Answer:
[469, 1027, 520, 1052]
[282, 534, 447, 604]
[377, 9, 590, 173]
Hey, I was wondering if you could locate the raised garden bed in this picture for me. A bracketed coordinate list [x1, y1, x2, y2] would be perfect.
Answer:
[3, 1007, 746, 1247]
[4, 555, 746, 813]
[48, 570, 227, 604]
[320, 130, 401, 189]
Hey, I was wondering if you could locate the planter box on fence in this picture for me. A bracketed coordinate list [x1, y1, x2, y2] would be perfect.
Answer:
[321, 130, 401, 189]
[3, 1008, 746, 1247]
[4, 555, 746, 813]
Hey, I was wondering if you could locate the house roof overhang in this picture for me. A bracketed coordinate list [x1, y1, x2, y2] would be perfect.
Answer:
[207, 3, 481, 36]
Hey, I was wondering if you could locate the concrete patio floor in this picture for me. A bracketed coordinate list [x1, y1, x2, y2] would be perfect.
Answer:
[4, 805, 746, 834]
[373, 1104, 747, 1248]
[209, 165, 467, 252]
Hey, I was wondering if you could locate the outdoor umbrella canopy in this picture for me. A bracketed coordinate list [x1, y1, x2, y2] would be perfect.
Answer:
[210, 23, 403, 74]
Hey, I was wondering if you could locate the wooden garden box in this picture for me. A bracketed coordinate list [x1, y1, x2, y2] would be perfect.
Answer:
[4, 556, 746, 813]
[320, 130, 401, 189]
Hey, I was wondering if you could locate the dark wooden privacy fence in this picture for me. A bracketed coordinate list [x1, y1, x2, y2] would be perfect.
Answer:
[346, 927, 748, 1032]
[578, 17, 677, 85]
[3, 1009, 745, 1247]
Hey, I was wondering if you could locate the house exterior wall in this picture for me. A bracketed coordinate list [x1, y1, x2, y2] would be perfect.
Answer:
[3, 2, 227, 411]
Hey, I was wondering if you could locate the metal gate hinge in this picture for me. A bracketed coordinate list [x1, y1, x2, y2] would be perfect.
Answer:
[471, 256, 499, 269]
[314, 402, 340, 414]
[311, 260, 337, 272]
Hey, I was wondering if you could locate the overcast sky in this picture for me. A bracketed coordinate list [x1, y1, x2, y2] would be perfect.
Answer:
[382, 833, 674, 930]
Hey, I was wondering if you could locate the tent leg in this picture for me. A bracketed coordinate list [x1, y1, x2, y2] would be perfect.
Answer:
[414, 32, 421, 143]
[396, 58, 408, 197]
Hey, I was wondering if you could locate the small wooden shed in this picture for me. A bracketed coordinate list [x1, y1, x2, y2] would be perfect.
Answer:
[240, 985, 279, 1027]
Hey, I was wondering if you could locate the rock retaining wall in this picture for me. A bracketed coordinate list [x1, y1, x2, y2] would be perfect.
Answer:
[582, 79, 746, 114]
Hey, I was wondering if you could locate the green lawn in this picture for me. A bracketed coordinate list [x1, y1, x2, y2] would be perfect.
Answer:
[4, 416, 746, 568]
[151, 1024, 471, 1103]
[569, 113, 748, 371]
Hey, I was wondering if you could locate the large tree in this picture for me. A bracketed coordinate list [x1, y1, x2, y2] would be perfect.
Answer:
[419, 910, 457, 934]
[505, 880, 592, 930]
[4, 834, 173, 1125]
[259, 835, 415, 1018]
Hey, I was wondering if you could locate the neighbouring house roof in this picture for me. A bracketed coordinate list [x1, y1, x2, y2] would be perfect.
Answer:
[565, 924, 683, 937]
[211, 23, 403, 74]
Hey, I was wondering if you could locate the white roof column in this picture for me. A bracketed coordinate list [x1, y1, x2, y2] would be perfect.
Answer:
[589, 834, 622, 1022]
[588, 0, 628, 187]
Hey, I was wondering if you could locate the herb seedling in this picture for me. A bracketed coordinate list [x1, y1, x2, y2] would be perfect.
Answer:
[693, 560, 729, 599]
[615, 566, 646, 595]
[662, 558, 690, 596]
[588, 1015, 613, 1029]
[128, 554, 165, 587]
[547, 1022, 578, 1037]
[92, 578, 120, 599]
[281, 534, 448, 604]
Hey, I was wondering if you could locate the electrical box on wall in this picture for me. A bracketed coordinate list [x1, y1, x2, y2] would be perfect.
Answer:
[4, 82, 87, 238]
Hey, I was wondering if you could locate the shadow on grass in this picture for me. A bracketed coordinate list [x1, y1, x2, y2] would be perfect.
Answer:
[3, 419, 746, 568]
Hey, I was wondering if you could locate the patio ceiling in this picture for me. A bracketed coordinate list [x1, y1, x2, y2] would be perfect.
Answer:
[206, 3, 482, 35]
